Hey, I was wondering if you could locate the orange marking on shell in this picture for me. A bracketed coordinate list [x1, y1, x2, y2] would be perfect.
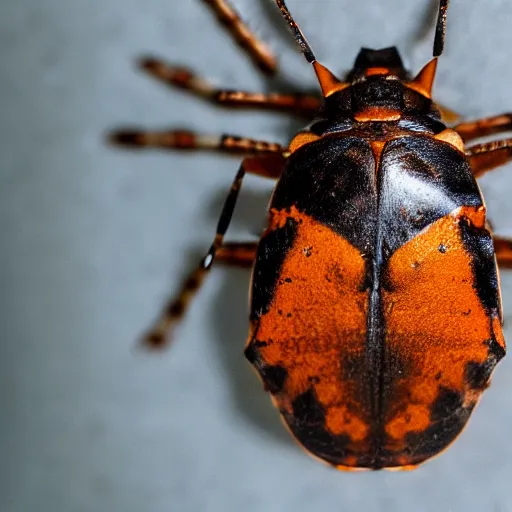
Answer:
[492, 315, 506, 350]
[386, 461, 419, 472]
[452, 205, 486, 229]
[434, 129, 465, 153]
[251, 211, 370, 450]
[382, 212, 501, 457]
[463, 389, 482, 408]
[288, 132, 321, 153]
[251, 207, 503, 469]
[385, 404, 431, 440]
[335, 459, 369, 472]
[267, 206, 307, 231]
[354, 107, 401, 122]
[370, 140, 386, 161]
[325, 405, 369, 441]
[336, 455, 358, 468]
[365, 67, 391, 76]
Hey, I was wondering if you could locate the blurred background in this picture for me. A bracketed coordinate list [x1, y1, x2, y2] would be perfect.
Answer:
[2, 0, 512, 510]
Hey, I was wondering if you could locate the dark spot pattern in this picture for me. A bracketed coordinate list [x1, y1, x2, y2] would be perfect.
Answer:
[262, 365, 288, 394]
[487, 334, 506, 361]
[285, 388, 353, 466]
[459, 218, 501, 317]
[245, 342, 288, 394]
[251, 217, 298, 320]
[403, 387, 471, 465]
[465, 336, 506, 390]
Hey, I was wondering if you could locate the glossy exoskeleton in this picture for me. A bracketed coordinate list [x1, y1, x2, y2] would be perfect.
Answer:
[112, 0, 512, 470]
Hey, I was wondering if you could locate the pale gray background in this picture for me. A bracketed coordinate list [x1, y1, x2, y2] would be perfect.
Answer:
[2, 1, 512, 511]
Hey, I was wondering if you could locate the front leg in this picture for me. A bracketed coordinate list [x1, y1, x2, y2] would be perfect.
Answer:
[110, 129, 285, 156]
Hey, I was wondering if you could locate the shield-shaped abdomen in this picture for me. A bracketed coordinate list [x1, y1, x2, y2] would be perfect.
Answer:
[246, 135, 506, 470]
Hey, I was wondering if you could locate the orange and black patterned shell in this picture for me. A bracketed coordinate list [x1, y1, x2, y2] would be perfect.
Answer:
[245, 135, 506, 470]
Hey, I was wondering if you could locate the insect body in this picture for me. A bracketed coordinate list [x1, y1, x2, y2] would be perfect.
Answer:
[246, 46, 507, 469]
[112, 0, 512, 470]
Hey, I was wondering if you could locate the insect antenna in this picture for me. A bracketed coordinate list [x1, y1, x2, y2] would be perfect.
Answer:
[275, 0, 316, 63]
[274, 0, 348, 98]
[433, 0, 449, 57]
[410, 0, 450, 98]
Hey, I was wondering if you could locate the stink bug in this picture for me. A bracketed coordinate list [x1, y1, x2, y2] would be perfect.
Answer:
[111, 0, 512, 470]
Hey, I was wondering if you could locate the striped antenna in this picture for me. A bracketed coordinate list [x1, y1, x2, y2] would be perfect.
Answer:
[433, 0, 449, 57]
[275, 0, 316, 63]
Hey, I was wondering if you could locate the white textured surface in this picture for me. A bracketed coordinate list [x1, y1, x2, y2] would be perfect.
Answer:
[2, 1, 512, 511]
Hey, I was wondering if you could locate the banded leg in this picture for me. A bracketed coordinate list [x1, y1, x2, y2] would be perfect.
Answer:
[139, 57, 321, 116]
[110, 129, 285, 156]
[455, 113, 512, 142]
[494, 237, 512, 269]
[466, 139, 512, 178]
[143, 155, 285, 348]
[202, 0, 277, 75]
[215, 242, 257, 267]
[144, 241, 257, 348]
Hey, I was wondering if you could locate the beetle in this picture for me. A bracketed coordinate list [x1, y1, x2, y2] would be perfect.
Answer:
[111, 0, 512, 470]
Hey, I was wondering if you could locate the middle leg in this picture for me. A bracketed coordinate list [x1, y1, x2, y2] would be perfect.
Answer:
[455, 113, 512, 176]
[144, 241, 258, 349]
[466, 139, 512, 178]
[143, 154, 284, 348]
[455, 113, 512, 142]
[110, 128, 285, 156]
[139, 57, 321, 117]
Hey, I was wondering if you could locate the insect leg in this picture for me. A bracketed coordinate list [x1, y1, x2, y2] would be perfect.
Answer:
[202, 0, 277, 75]
[215, 90, 320, 116]
[138, 57, 320, 116]
[215, 241, 257, 268]
[144, 242, 258, 349]
[143, 155, 285, 348]
[110, 129, 284, 156]
[494, 237, 512, 269]
[465, 139, 512, 178]
[455, 113, 512, 142]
